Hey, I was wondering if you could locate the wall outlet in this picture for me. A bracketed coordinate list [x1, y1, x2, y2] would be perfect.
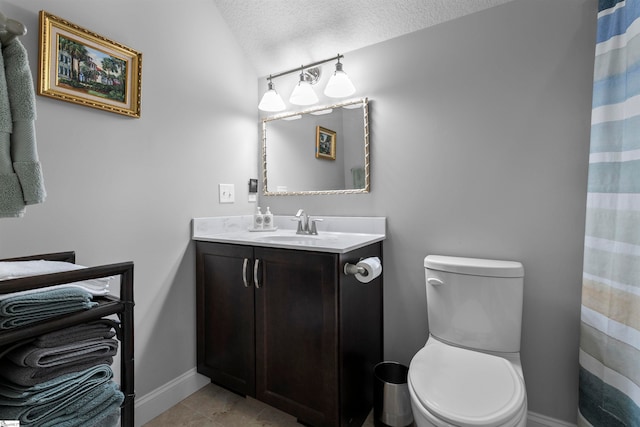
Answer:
[219, 184, 235, 203]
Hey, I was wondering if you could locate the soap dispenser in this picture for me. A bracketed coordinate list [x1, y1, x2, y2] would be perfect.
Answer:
[263, 207, 274, 230]
[254, 207, 264, 230]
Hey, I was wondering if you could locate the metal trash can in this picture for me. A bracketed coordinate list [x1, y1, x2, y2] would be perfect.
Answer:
[373, 361, 414, 427]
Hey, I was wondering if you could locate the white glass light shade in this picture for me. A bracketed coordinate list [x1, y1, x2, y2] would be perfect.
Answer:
[258, 81, 286, 112]
[289, 80, 319, 106]
[324, 62, 356, 98]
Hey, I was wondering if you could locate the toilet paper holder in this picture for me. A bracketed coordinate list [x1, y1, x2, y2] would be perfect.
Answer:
[344, 256, 382, 283]
[344, 259, 368, 276]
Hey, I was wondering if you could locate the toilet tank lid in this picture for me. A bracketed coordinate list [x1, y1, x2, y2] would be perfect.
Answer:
[425, 255, 524, 278]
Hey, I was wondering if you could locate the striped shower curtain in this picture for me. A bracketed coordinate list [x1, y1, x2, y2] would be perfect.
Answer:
[578, 0, 640, 425]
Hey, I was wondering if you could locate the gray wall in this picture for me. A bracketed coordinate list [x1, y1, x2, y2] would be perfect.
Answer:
[0, 0, 257, 399]
[259, 0, 596, 422]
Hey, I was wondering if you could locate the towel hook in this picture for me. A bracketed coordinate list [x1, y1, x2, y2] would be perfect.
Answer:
[0, 11, 27, 43]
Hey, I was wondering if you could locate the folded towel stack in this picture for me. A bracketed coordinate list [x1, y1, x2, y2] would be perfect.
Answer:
[0, 322, 123, 426]
[0, 260, 114, 329]
[0, 260, 113, 300]
[0, 261, 123, 425]
[0, 260, 92, 280]
[0, 363, 112, 405]
[0, 355, 114, 386]
[7, 336, 118, 369]
[0, 364, 123, 427]
[0, 287, 98, 330]
[0, 320, 118, 386]
[31, 319, 118, 347]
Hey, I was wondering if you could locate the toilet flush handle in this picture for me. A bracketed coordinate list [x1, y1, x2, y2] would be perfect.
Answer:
[427, 277, 444, 286]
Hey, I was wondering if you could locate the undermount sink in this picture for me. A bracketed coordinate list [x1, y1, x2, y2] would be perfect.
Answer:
[239, 229, 380, 251]
[254, 234, 326, 244]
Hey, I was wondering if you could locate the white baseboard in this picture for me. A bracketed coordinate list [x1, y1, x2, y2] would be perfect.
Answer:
[134, 368, 210, 426]
[528, 411, 577, 427]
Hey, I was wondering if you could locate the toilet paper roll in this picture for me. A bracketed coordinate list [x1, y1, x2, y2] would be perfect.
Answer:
[355, 257, 382, 283]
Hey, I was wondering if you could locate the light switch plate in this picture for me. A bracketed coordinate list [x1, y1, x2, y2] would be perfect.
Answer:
[219, 184, 235, 203]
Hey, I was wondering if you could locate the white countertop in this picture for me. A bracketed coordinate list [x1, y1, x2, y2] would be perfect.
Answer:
[192, 215, 386, 253]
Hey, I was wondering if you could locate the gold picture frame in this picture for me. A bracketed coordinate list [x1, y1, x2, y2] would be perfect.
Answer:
[316, 126, 336, 160]
[38, 11, 142, 118]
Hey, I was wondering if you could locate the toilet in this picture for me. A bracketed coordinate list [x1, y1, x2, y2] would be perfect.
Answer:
[408, 255, 527, 427]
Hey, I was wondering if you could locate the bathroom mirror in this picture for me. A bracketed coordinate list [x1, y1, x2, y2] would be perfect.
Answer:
[261, 97, 369, 195]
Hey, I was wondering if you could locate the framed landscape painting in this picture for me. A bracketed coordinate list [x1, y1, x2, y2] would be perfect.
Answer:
[38, 11, 142, 118]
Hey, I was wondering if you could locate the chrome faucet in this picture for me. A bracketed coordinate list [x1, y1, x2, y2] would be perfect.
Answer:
[295, 209, 309, 234]
[294, 209, 322, 235]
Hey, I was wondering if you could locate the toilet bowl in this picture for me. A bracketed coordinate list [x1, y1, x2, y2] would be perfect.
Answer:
[408, 338, 527, 427]
[408, 255, 528, 427]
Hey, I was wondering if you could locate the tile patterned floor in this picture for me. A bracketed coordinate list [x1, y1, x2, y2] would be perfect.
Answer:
[143, 382, 375, 427]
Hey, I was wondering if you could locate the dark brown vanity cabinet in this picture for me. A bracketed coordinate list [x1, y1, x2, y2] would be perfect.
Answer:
[196, 242, 255, 395]
[196, 240, 382, 427]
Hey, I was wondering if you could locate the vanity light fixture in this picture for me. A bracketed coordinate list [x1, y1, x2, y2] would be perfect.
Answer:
[258, 54, 356, 111]
[289, 67, 319, 106]
[324, 57, 356, 98]
[257, 77, 286, 112]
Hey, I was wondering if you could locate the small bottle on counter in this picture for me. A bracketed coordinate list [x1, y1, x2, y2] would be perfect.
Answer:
[254, 207, 264, 230]
[263, 207, 274, 229]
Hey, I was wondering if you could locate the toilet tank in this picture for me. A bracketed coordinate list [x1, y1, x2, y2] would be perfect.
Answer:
[424, 255, 524, 353]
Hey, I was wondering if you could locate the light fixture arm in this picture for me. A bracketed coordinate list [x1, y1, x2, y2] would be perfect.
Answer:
[266, 54, 344, 81]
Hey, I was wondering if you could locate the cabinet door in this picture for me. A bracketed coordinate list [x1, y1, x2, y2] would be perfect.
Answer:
[196, 242, 256, 396]
[254, 247, 339, 427]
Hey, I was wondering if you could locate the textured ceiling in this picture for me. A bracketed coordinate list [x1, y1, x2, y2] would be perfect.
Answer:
[212, 0, 515, 77]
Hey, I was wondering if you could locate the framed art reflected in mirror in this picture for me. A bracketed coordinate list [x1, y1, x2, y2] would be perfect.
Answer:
[316, 126, 336, 160]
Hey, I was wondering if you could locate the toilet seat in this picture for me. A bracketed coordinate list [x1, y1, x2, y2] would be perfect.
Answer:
[408, 339, 526, 427]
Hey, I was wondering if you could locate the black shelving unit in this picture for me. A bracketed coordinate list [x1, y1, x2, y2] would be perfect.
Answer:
[0, 251, 135, 427]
